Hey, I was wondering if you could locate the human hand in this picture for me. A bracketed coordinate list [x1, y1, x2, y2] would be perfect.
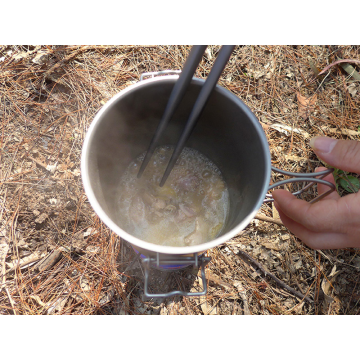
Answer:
[272, 137, 360, 249]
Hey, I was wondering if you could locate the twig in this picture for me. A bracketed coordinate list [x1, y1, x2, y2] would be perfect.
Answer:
[44, 45, 158, 79]
[255, 214, 283, 226]
[206, 272, 232, 289]
[234, 282, 251, 314]
[120, 252, 142, 276]
[321, 127, 360, 138]
[237, 250, 313, 303]
[44, 46, 89, 79]
[4, 256, 43, 276]
[35, 249, 63, 272]
[28, 156, 48, 170]
[0, 169, 34, 184]
[314, 252, 322, 314]
[1, 244, 17, 315]
[0, 188, 8, 222]
[51, 45, 157, 53]
[318, 59, 360, 76]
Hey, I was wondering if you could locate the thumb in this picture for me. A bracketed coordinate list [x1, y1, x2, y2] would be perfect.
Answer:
[310, 137, 360, 174]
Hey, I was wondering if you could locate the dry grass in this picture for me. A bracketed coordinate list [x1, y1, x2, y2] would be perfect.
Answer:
[0, 45, 360, 315]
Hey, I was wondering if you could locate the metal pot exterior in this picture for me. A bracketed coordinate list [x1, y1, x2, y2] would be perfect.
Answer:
[81, 76, 271, 258]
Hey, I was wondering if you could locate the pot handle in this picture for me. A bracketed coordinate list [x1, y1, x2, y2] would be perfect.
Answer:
[140, 70, 182, 81]
[142, 253, 211, 298]
[265, 166, 336, 204]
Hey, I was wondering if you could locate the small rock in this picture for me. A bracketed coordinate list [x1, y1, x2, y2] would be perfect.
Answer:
[46, 163, 57, 173]
[80, 277, 90, 292]
[311, 267, 316, 277]
[33, 210, 40, 217]
[86, 246, 100, 254]
[294, 259, 303, 270]
[32, 51, 50, 65]
[35, 213, 48, 224]
[83, 227, 96, 237]
[72, 169, 81, 177]
[348, 83, 357, 97]
[160, 305, 168, 315]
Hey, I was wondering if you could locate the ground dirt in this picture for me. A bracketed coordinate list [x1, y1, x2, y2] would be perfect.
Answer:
[1, 45, 360, 315]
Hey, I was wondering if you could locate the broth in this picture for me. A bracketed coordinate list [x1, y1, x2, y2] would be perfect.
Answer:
[116, 146, 229, 247]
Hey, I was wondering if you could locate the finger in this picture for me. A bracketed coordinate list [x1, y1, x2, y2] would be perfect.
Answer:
[272, 189, 346, 233]
[310, 137, 360, 174]
[315, 167, 340, 201]
[275, 207, 353, 249]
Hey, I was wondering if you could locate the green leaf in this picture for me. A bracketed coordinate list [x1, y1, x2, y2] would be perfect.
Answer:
[333, 168, 344, 177]
[338, 175, 360, 193]
[333, 168, 343, 191]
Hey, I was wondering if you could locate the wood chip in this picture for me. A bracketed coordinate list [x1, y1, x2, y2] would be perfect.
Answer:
[29, 295, 47, 307]
[262, 242, 281, 251]
[255, 213, 283, 226]
[269, 123, 310, 138]
[36, 249, 63, 272]
[272, 202, 280, 220]
[198, 275, 217, 315]
[321, 127, 359, 138]
[234, 281, 251, 315]
[296, 92, 317, 119]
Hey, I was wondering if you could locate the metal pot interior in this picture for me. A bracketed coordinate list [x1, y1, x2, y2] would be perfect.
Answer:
[82, 77, 271, 255]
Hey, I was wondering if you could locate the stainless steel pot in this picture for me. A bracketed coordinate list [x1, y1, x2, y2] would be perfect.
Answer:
[81, 72, 333, 298]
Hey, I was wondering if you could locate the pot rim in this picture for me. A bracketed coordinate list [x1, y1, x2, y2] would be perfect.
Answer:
[81, 75, 271, 255]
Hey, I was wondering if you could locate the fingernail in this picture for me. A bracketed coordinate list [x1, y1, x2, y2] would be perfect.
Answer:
[310, 136, 337, 154]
